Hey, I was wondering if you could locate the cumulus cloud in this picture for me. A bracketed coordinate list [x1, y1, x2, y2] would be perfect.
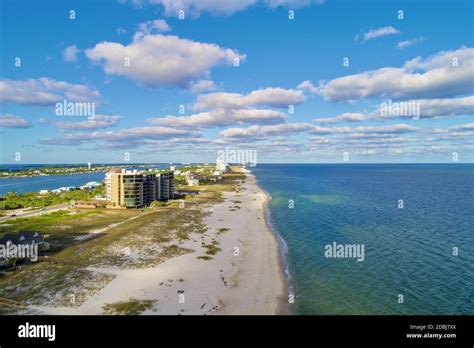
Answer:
[356, 26, 399, 42]
[349, 124, 420, 134]
[149, 108, 284, 127]
[315, 96, 474, 124]
[264, 0, 325, 9]
[133, 19, 171, 40]
[397, 37, 424, 49]
[449, 122, 474, 131]
[192, 87, 305, 110]
[297, 80, 318, 95]
[219, 122, 418, 141]
[315, 112, 368, 124]
[62, 45, 80, 62]
[0, 114, 32, 128]
[85, 34, 245, 87]
[147, 85, 307, 128]
[51, 115, 122, 130]
[132, 0, 256, 17]
[375, 96, 474, 119]
[0, 78, 101, 106]
[40, 125, 200, 147]
[318, 47, 474, 101]
[124, 0, 324, 17]
[189, 79, 218, 94]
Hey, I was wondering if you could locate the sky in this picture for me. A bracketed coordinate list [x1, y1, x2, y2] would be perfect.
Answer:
[0, 0, 473, 164]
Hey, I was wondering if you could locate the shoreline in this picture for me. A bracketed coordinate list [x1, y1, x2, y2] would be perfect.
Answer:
[29, 168, 286, 315]
[247, 168, 291, 315]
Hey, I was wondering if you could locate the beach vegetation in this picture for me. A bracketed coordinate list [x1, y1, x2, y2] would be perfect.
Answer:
[102, 298, 155, 315]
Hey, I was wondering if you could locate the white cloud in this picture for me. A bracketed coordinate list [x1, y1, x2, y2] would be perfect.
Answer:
[318, 47, 474, 101]
[148, 85, 306, 128]
[315, 96, 474, 124]
[40, 125, 200, 147]
[397, 37, 424, 49]
[116, 27, 127, 36]
[189, 79, 218, 94]
[62, 45, 80, 62]
[0, 78, 101, 106]
[264, 0, 325, 9]
[297, 80, 318, 95]
[150, 19, 171, 32]
[357, 26, 399, 42]
[52, 115, 122, 130]
[138, 0, 257, 17]
[350, 124, 420, 134]
[315, 112, 368, 124]
[133, 19, 171, 40]
[449, 122, 474, 131]
[148, 108, 284, 127]
[219, 122, 418, 141]
[123, 0, 325, 17]
[375, 96, 474, 119]
[0, 114, 32, 128]
[192, 87, 305, 110]
[85, 34, 245, 87]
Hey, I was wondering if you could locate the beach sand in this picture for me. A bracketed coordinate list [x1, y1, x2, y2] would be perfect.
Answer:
[32, 169, 287, 315]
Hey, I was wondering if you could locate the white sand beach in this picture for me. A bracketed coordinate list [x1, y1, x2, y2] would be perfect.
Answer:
[32, 169, 286, 315]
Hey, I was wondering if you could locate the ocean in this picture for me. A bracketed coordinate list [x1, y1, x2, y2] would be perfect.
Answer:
[252, 164, 474, 315]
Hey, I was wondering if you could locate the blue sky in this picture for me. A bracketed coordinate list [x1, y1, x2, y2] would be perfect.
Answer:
[0, 0, 473, 164]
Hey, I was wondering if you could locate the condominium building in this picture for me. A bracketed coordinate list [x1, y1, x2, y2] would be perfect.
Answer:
[216, 159, 229, 172]
[105, 169, 174, 208]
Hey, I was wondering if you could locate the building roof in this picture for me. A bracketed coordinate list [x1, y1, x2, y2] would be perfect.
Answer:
[81, 181, 101, 188]
[0, 231, 43, 245]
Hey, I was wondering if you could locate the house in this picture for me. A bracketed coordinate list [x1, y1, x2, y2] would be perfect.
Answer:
[51, 186, 76, 194]
[80, 181, 101, 190]
[187, 178, 200, 186]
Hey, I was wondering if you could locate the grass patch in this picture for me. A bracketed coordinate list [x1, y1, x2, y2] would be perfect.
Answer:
[102, 298, 155, 315]
[217, 227, 230, 235]
[197, 256, 213, 261]
[202, 240, 221, 256]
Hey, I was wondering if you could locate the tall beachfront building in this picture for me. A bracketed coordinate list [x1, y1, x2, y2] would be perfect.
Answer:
[216, 159, 229, 172]
[105, 169, 174, 208]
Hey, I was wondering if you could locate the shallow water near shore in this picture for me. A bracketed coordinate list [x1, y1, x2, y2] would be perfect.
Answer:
[252, 163, 474, 315]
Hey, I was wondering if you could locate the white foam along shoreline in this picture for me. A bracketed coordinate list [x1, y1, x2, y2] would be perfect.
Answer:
[31, 167, 287, 315]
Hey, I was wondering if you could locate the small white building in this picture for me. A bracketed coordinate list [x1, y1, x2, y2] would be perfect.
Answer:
[187, 178, 200, 186]
[80, 181, 101, 190]
[51, 186, 76, 194]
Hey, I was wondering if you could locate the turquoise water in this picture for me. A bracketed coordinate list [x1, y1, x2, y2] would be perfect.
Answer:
[252, 164, 474, 314]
